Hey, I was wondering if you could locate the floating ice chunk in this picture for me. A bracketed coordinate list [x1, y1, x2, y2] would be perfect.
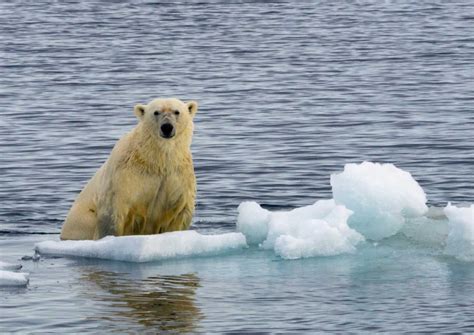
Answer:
[237, 202, 271, 244]
[0, 260, 28, 287]
[0, 261, 22, 271]
[331, 162, 428, 240]
[444, 203, 474, 262]
[0, 270, 29, 287]
[35, 231, 247, 262]
[237, 199, 364, 259]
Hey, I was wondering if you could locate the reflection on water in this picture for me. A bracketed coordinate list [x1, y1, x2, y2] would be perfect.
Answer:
[82, 270, 202, 333]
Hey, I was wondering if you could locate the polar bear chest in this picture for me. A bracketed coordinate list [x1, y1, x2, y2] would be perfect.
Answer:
[116, 171, 190, 234]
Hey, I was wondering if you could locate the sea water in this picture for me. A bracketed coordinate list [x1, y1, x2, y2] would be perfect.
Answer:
[1, 1, 474, 333]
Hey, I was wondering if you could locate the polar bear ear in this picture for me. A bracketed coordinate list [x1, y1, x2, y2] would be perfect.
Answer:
[134, 104, 146, 121]
[187, 101, 198, 117]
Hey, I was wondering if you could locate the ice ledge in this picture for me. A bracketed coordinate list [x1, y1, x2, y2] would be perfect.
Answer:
[35, 231, 247, 262]
[0, 270, 29, 287]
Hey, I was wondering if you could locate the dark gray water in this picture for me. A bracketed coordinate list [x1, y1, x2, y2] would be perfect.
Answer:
[1, 1, 473, 333]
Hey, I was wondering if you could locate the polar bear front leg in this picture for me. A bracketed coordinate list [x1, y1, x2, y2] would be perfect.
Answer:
[60, 202, 98, 240]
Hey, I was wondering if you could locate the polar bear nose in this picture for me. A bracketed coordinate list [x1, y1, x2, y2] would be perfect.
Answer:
[160, 123, 174, 138]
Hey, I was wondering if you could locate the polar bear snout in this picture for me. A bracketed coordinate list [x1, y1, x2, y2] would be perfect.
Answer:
[160, 123, 175, 139]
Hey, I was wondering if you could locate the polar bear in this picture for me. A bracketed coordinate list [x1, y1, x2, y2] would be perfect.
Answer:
[60, 98, 198, 240]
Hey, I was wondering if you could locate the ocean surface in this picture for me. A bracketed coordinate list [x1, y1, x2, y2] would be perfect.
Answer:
[1, 1, 473, 333]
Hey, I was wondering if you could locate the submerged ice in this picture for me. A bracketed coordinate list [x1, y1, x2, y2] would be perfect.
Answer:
[35, 231, 247, 262]
[237, 199, 364, 259]
[331, 162, 428, 240]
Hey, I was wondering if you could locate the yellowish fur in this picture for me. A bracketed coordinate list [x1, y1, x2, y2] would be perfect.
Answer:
[60, 98, 197, 240]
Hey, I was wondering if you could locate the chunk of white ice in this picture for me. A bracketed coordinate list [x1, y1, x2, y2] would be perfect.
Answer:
[236, 201, 271, 245]
[331, 162, 428, 240]
[0, 261, 22, 271]
[35, 231, 247, 262]
[0, 270, 29, 287]
[444, 203, 474, 262]
[237, 199, 364, 259]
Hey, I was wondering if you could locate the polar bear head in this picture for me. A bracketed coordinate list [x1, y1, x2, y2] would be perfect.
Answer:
[134, 98, 198, 141]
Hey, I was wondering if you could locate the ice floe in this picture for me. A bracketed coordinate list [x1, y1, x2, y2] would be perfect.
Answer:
[237, 199, 364, 259]
[0, 261, 28, 287]
[35, 231, 247, 262]
[331, 162, 428, 240]
[236, 162, 473, 260]
[0, 270, 29, 287]
[0, 261, 22, 271]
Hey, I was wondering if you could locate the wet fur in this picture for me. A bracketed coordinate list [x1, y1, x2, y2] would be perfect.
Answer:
[61, 98, 197, 240]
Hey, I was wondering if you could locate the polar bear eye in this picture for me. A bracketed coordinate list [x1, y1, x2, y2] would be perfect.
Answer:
[174, 110, 180, 116]
[154, 111, 160, 116]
